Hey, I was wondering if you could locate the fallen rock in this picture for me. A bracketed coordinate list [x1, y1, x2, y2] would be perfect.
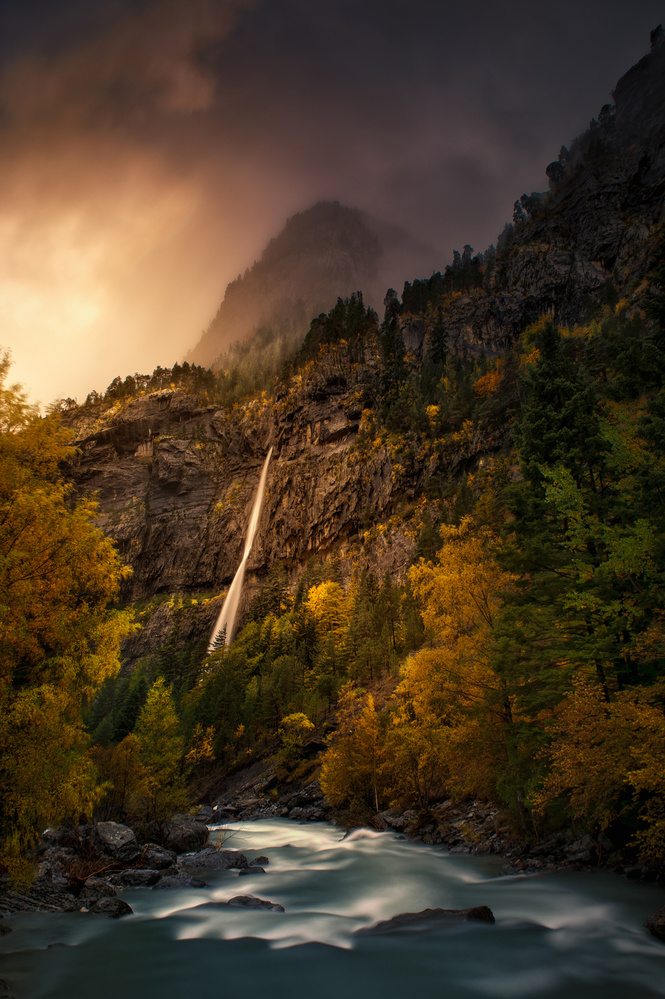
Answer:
[646, 907, 665, 941]
[183, 848, 249, 870]
[114, 869, 162, 888]
[159, 820, 209, 854]
[89, 897, 133, 918]
[82, 876, 117, 897]
[356, 905, 495, 935]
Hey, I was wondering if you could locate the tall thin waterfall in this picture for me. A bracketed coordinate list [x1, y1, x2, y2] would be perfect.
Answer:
[208, 447, 273, 651]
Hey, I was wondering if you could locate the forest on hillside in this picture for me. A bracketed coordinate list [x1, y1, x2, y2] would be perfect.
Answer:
[3, 232, 665, 877]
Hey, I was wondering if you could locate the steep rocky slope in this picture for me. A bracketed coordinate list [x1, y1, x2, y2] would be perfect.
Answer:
[434, 36, 665, 353]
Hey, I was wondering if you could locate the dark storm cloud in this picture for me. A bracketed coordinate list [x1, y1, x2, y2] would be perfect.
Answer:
[0, 0, 662, 402]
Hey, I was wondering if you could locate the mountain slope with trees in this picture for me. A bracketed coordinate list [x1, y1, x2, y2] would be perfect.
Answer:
[4, 33, 665, 876]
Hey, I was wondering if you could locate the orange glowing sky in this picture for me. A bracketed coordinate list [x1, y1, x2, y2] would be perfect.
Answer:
[0, 0, 662, 405]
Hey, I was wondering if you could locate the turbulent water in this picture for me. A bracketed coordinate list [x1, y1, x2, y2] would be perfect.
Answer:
[3, 819, 665, 999]
[208, 447, 273, 650]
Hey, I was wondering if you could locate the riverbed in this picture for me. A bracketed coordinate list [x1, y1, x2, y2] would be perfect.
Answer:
[2, 819, 665, 998]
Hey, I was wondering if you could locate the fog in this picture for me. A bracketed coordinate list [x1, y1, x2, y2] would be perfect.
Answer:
[0, 0, 662, 404]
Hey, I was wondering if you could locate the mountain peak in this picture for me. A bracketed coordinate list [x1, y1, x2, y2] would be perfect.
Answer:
[187, 201, 437, 369]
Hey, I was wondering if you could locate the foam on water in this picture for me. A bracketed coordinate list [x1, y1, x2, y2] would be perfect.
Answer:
[3, 818, 665, 999]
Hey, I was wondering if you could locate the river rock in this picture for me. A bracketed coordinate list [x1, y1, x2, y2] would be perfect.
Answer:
[152, 876, 207, 890]
[81, 877, 117, 898]
[356, 905, 495, 935]
[226, 895, 284, 912]
[193, 805, 215, 823]
[159, 820, 209, 854]
[89, 897, 133, 918]
[140, 844, 178, 869]
[96, 821, 136, 853]
[114, 869, 162, 888]
[645, 907, 665, 941]
[183, 847, 249, 870]
[253, 856, 270, 865]
[237, 866, 266, 876]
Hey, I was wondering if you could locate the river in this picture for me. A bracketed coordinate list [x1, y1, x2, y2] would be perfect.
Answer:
[2, 819, 665, 998]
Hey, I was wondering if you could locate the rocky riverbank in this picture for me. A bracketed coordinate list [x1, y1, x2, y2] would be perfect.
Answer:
[207, 760, 664, 885]
[3, 799, 665, 945]
[0, 817, 211, 919]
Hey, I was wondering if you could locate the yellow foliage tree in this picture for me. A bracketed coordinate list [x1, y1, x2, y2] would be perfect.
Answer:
[305, 581, 350, 636]
[320, 685, 387, 814]
[394, 518, 518, 805]
[533, 677, 665, 858]
[0, 357, 133, 873]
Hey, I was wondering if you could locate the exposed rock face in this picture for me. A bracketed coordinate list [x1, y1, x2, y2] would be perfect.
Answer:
[428, 42, 665, 353]
[65, 355, 439, 658]
[62, 44, 665, 666]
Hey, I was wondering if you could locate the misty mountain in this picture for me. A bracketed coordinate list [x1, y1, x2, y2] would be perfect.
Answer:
[187, 200, 438, 369]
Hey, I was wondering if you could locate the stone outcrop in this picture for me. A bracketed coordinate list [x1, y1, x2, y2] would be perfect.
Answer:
[420, 42, 665, 353]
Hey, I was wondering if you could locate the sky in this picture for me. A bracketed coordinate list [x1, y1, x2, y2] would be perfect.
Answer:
[0, 0, 663, 406]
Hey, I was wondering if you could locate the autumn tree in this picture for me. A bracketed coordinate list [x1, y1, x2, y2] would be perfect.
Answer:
[131, 678, 188, 823]
[0, 357, 133, 874]
[320, 686, 388, 815]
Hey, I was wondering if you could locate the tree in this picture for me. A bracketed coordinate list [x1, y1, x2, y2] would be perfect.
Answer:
[131, 678, 187, 822]
[0, 357, 133, 874]
[320, 685, 387, 815]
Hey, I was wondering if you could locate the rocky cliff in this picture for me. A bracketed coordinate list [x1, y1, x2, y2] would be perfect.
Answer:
[67, 341, 482, 660]
[428, 37, 665, 355]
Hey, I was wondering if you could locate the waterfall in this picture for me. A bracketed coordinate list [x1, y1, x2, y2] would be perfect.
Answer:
[208, 447, 273, 651]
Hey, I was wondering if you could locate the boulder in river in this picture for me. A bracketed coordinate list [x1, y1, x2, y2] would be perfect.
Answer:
[226, 895, 284, 912]
[645, 906, 665, 941]
[356, 905, 495, 935]
[183, 847, 249, 870]
[138, 844, 178, 870]
[238, 866, 266, 876]
[114, 869, 162, 888]
[89, 897, 133, 918]
[155, 820, 209, 854]
[152, 876, 207, 890]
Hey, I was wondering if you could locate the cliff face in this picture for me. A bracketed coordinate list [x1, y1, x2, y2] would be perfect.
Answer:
[67, 347, 476, 658]
[433, 41, 665, 355]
